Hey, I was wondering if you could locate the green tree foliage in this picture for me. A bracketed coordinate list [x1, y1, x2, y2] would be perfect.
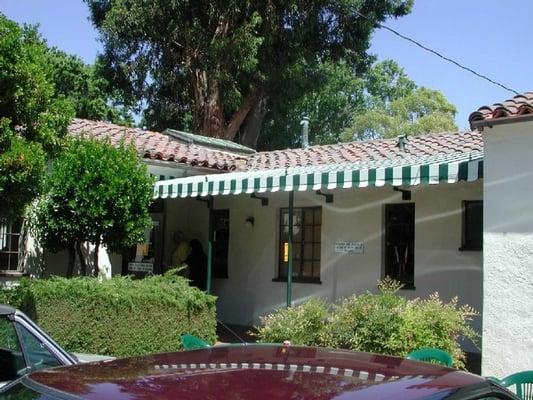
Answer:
[85, 0, 413, 147]
[259, 61, 365, 150]
[32, 138, 154, 277]
[259, 59, 456, 149]
[343, 76, 457, 140]
[46, 48, 134, 125]
[254, 279, 478, 368]
[0, 14, 73, 220]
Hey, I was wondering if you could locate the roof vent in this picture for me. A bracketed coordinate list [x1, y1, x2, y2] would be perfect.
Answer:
[396, 135, 408, 152]
[300, 116, 310, 149]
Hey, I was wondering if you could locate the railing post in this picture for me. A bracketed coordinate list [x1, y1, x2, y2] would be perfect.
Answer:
[206, 196, 213, 294]
[287, 191, 294, 307]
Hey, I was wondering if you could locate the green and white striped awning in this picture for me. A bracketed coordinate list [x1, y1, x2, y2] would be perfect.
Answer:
[154, 151, 483, 199]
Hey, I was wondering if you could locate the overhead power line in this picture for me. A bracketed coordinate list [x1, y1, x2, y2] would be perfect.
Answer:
[354, 10, 519, 95]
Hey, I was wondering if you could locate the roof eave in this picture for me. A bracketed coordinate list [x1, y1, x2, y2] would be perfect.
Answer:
[470, 113, 533, 130]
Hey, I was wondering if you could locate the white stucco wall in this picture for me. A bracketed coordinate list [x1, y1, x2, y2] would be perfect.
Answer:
[22, 162, 194, 278]
[164, 180, 483, 353]
[482, 120, 533, 376]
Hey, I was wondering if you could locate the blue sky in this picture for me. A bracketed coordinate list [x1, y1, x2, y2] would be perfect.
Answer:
[1, 0, 529, 131]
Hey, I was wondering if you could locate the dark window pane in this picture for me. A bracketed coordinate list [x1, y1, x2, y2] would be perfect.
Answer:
[302, 261, 313, 277]
[384, 204, 415, 287]
[304, 226, 314, 242]
[312, 262, 321, 278]
[292, 226, 302, 243]
[279, 262, 288, 278]
[293, 244, 301, 260]
[463, 201, 483, 249]
[313, 244, 321, 260]
[303, 208, 314, 225]
[9, 254, 18, 270]
[303, 244, 313, 260]
[313, 227, 321, 242]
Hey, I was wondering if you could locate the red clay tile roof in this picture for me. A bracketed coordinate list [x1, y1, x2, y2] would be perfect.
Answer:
[68, 119, 247, 171]
[469, 91, 533, 127]
[246, 131, 482, 170]
[68, 119, 482, 173]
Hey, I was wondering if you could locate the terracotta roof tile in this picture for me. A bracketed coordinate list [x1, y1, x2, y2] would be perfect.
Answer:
[68, 119, 482, 174]
[469, 91, 533, 127]
[68, 119, 246, 171]
[245, 131, 482, 171]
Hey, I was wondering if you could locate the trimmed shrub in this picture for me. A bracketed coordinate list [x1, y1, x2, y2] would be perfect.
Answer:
[254, 298, 328, 346]
[2, 272, 217, 357]
[253, 279, 478, 368]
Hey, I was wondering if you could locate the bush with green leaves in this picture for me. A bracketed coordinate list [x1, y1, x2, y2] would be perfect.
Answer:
[2, 272, 217, 357]
[32, 137, 154, 276]
[254, 298, 329, 346]
[253, 279, 478, 368]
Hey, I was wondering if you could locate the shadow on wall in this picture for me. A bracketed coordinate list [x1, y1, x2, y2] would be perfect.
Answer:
[35, 243, 114, 278]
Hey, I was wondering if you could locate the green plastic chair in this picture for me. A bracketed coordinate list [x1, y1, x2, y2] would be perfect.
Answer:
[181, 334, 210, 350]
[500, 371, 533, 400]
[406, 348, 453, 367]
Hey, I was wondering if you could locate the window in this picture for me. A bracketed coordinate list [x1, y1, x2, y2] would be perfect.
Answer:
[16, 323, 61, 371]
[0, 220, 22, 271]
[278, 207, 321, 283]
[461, 200, 482, 250]
[384, 203, 415, 289]
[0, 316, 25, 382]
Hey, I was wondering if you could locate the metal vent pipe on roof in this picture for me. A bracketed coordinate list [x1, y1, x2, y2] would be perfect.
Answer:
[396, 135, 408, 152]
[300, 116, 310, 149]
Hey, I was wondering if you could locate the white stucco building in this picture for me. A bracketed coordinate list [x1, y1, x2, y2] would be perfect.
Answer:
[2, 118, 485, 367]
[469, 91, 533, 377]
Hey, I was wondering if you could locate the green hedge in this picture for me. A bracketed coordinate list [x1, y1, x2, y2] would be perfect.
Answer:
[253, 279, 478, 369]
[2, 273, 217, 357]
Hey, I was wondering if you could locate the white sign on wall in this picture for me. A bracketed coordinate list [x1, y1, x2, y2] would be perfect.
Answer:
[128, 262, 154, 273]
[334, 241, 364, 254]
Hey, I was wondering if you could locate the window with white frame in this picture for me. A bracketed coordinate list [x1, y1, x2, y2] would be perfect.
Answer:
[0, 219, 23, 271]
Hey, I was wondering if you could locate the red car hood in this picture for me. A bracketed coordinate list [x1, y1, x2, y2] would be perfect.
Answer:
[28, 345, 483, 400]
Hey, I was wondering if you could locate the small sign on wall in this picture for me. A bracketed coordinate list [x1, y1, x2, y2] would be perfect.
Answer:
[128, 262, 154, 273]
[335, 241, 364, 254]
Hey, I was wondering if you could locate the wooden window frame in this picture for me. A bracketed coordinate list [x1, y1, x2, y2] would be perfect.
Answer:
[460, 200, 483, 251]
[275, 206, 322, 284]
[384, 203, 415, 290]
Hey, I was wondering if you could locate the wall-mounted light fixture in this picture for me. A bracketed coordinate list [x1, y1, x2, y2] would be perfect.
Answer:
[251, 193, 269, 206]
[393, 186, 411, 201]
[316, 190, 334, 203]
[245, 217, 255, 228]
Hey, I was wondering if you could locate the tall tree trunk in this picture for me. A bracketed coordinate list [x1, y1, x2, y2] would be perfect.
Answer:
[202, 77, 225, 137]
[239, 97, 268, 148]
[191, 68, 207, 134]
[224, 92, 263, 141]
[93, 241, 100, 277]
[76, 241, 87, 276]
[66, 244, 75, 278]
